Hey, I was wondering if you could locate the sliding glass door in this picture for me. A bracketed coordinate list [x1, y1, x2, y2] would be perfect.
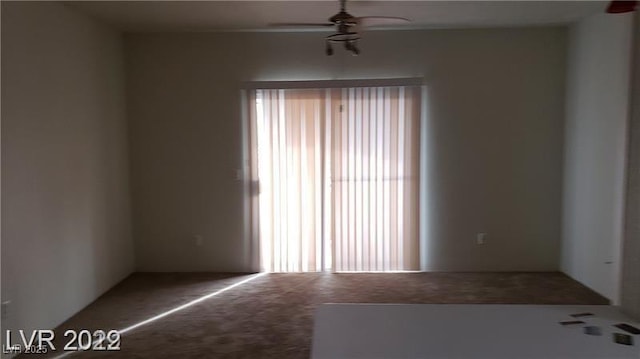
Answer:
[247, 85, 421, 272]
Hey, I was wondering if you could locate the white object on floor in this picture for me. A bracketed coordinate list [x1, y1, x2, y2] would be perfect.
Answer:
[311, 304, 640, 359]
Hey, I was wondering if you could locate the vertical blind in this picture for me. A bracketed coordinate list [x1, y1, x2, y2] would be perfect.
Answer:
[331, 87, 420, 271]
[251, 89, 327, 272]
[248, 85, 420, 272]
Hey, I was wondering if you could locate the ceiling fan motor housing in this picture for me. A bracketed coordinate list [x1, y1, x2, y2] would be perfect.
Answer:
[329, 10, 357, 25]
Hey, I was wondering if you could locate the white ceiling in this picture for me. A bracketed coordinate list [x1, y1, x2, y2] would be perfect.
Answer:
[65, 1, 609, 32]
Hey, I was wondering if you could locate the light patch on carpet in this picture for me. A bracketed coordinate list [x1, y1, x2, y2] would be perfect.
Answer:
[50, 272, 267, 359]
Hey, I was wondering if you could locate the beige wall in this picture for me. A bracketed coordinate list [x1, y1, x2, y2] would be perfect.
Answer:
[1, 1, 133, 337]
[126, 27, 567, 272]
[561, 13, 633, 302]
[621, 12, 640, 320]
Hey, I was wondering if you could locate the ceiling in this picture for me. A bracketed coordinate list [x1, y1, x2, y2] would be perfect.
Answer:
[65, 1, 609, 32]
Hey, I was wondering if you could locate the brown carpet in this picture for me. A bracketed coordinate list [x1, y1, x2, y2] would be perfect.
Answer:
[29, 272, 608, 359]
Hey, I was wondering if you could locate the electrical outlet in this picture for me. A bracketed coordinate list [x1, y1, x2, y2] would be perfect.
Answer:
[477, 233, 487, 245]
[194, 235, 204, 247]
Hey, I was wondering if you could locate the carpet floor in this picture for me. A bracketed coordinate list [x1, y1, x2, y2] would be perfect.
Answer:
[30, 272, 608, 359]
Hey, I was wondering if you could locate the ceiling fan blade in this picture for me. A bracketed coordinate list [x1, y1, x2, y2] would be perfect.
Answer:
[269, 23, 335, 28]
[355, 16, 411, 28]
[606, 0, 638, 13]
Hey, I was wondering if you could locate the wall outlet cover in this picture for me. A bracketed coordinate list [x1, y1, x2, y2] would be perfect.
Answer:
[476, 233, 487, 245]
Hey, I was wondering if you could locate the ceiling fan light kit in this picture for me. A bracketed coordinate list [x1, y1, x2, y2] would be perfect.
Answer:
[326, 30, 361, 56]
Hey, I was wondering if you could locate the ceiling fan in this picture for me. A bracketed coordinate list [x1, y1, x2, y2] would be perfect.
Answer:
[270, 0, 410, 56]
